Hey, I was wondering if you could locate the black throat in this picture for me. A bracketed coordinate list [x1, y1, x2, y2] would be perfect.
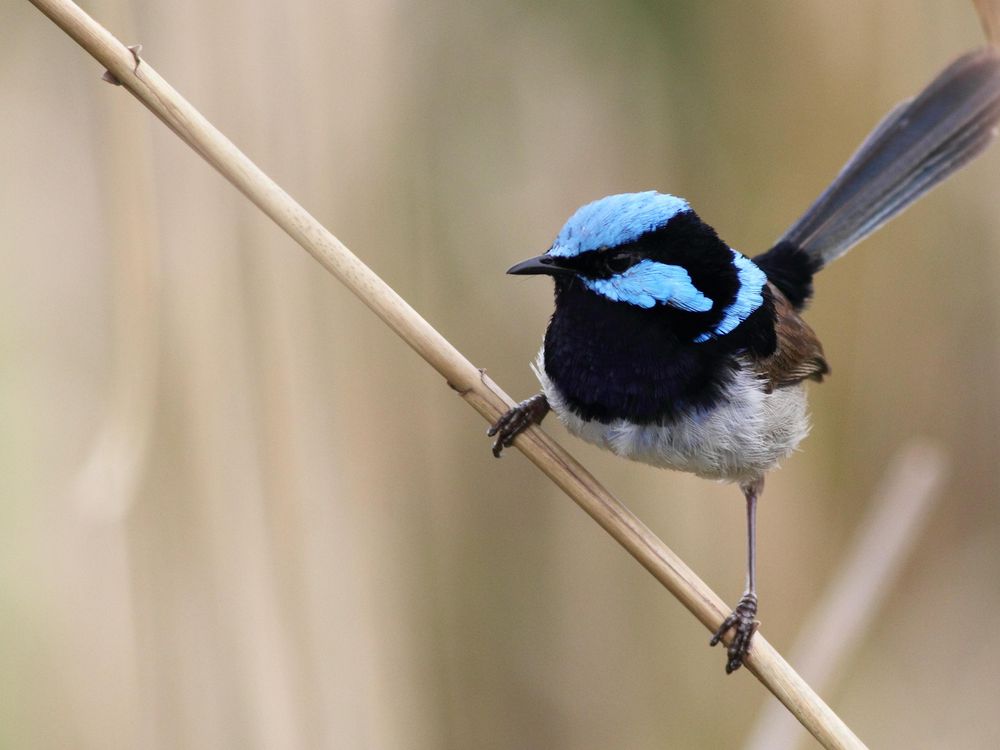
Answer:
[544, 284, 713, 424]
[543, 279, 777, 426]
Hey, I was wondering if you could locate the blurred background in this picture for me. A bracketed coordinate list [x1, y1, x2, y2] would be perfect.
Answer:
[4, 1, 1000, 747]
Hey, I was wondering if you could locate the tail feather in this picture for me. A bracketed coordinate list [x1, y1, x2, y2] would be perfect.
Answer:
[774, 47, 1000, 270]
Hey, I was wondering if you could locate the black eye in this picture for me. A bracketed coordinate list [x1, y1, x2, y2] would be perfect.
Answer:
[605, 252, 635, 274]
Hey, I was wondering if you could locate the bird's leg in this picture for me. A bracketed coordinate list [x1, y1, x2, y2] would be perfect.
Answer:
[710, 477, 764, 673]
[487, 394, 550, 457]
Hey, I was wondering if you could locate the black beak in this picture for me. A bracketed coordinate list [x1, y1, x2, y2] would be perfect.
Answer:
[506, 254, 572, 276]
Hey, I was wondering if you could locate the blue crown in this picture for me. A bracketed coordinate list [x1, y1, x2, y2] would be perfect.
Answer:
[549, 191, 691, 258]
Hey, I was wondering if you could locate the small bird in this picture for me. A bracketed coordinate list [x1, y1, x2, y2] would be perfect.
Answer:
[488, 48, 1000, 673]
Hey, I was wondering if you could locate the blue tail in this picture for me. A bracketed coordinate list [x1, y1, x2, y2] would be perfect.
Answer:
[770, 47, 1000, 272]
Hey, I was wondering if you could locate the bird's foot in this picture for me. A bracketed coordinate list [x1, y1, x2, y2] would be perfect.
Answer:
[709, 592, 759, 674]
[487, 394, 549, 457]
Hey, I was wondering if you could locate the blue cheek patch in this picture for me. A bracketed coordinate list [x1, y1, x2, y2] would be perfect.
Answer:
[584, 259, 713, 312]
[693, 250, 767, 342]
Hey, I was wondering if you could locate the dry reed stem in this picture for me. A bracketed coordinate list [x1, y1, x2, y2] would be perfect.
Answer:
[69, 49, 160, 522]
[27, 1, 867, 747]
[974, 0, 1000, 47]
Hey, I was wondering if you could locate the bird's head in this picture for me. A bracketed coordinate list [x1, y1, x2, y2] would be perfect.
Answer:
[509, 191, 768, 343]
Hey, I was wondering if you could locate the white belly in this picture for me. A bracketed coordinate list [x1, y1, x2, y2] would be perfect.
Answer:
[533, 351, 810, 483]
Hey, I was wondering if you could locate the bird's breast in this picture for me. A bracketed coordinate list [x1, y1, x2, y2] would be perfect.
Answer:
[534, 350, 810, 483]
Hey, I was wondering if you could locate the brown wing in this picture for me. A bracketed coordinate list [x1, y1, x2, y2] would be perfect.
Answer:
[752, 283, 829, 392]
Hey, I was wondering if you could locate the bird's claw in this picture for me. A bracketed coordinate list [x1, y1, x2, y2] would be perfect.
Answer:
[710, 592, 759, 674]
[487, 394, 549, 457]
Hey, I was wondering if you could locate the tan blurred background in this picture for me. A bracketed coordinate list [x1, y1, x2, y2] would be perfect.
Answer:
[4, 1, 1000, 748]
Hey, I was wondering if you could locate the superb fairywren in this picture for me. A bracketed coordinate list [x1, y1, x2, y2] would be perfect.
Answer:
[488, 48, 1000, 673]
